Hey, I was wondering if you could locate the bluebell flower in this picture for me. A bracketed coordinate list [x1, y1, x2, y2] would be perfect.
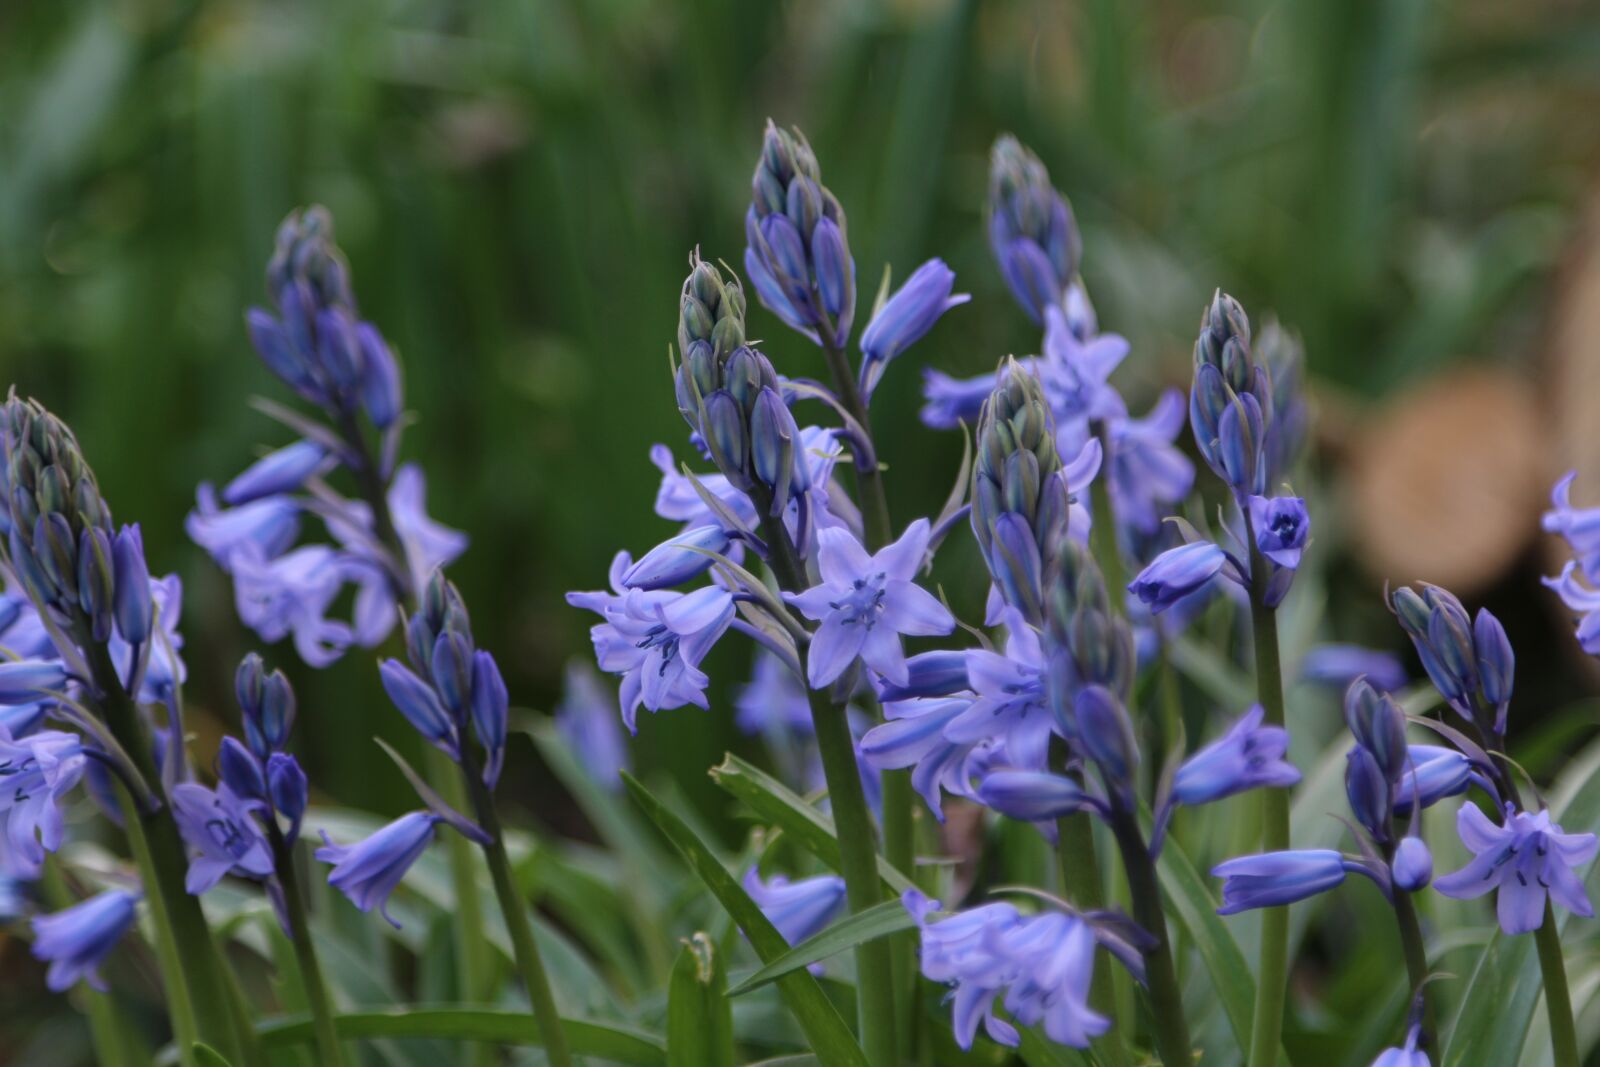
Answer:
[743, 868, 847, 945]
[735, 652, 815, 736]
[1128, 541, 1234, 614]
[1247, 494, 1309, 569]
[649, 444, 759, 532]
[1392, 835, 1432, 892]
[30, 889, 140, 992]
[185, 488, 301, 569]
[217, 736, 267, 802]
[1434, 804, 1596, 934]
[920, 367, 1001, 430]
[621, 525, 731, 591]
[1543, 561, 1600, 656]
[236, 653, 297, 758]
[556, 661, 631, 791]
[0, 595, 55, 660]
[1300, 644, 1408, 693]
[568, 553, 736, 731]
[1189, 292, 1274, 496]
[171, 781, 274, 895]
[377, 463, 470, 600]
[1390, 585, 1512, 736]
[315, 811, 440, 928]
[0, 728, 87, 877]
[267, 753, 308, 843]
[1543, 471, 1600, 581]
[1344, 678, 1407, 783]
[944, 612, 1058, 773]
[987, 136, 1080, 324]
[905, 890, 1027, 1048]
[859, 258, 969, 389]
[110, 524, 153, 645]
[1370, 1025, 1429, 1067]
[108, 573, 187, 707]
[1172, 705, 1300, 807]
[0, 660, 68, 704]
[1108, 390, 1195, 543]
[1392, 745, 1475, 815]
[222, 440, 327, 506]
[1345, 746, 1393, 843]
[1034, 305, 1127, 442]
[470, 650, 508, 787]
[976, 769, 1094, 824]
[860, 696, 997, 817]
[1212, 850, 1354, 914]
[996, 911, 1110, 1049]
[784, 520, 954, 688]
[876, 650, 970, 703]
[230, 545, 352, 668]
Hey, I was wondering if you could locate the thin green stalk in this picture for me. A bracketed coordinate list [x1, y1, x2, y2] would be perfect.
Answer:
[757, 497, 897, 1067]
[462, 753, 572, 1067]
[267, 825, 346, 1067]
[1534, 904, 1579, 1067]
[1056, 815, 1126, 1067]
[1108, 809, 1192, 1066]
[1390, 889, 1434, 1040]
[1243, 529, 1291, 1067]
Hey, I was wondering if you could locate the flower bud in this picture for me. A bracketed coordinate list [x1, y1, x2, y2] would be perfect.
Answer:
[218, 736, 267, 802]
[0, 660, 69, 705]
[703, 390, 750, 485]
[222, 440, 326, 506]
[267, 753, 309, 842]
[430, 632, 474, 719]
[1344, 745, 1392, 842]
[1474, 608, 1514, 731]
[987, 136, 1079, 324]
[357, 324, 403, 429]
[1075, 685, 1138, 799]
[77, 527, 115, 643]
[1391, 835, 1432, 892]
[237, 653, 297, 757]
[379, 659, 457, 757]
[470, 650, 508, 788]
[1343, 678, 1407, 783]
[622, 525, 730, 591]
[749, 387, 799, 507]
[977, 770, 1092, 823]
[315, 307, 366, 392]
[110, 525, 153, 646]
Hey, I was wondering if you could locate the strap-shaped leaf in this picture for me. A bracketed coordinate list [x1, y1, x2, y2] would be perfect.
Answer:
[710, 754, 915, 895]
[668, 933, 734, 1067]
[729, 899, 916, 996]
[190, 1045, 234, 1067]
[622, 773, 870, 1067]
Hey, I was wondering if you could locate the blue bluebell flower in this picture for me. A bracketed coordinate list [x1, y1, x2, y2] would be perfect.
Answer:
[380, 658, 457, 756]
[875, 650, 970, 703]
[217, 736, 267, 802]
[568, 553, 736, 731]
[0, 728, 87, 877]
[987, 136, 1080, 324]
[1246, 494, 1309, 569]
[267, 753, 308, 843]
[649, 444, 759, 532]
[745, 122, 855, 347]
[110, 524, 153, 645]
[621, 525, 731, 591]
[784, 520, 954, 688]
[230, 545, 353, 668]
[1392, 745, 1475, 815]
[1172, 705, 1300, 807]
[1300, 644, 1407, 693]
[1107, 390, 1195, 544]
[171, 781, 274, 894]
[222, 441, 327, 506]
[860, 696, 998, 817]
[944, 612, 1058, 773]
[1390, 585, 1512, 736]
[1370, 1025, 1429, 1067]
[470, 650, 508, 787]
[1128, 541, 1234, 614]
[1345, 746, 1393, 843]
[108, 573, 187, 708]
[315, 811, 441, 927]
[859, 258, 968, 390]
[1434, 804, 1596, 934]
[743, 868, 846, 945]
[0, 660, 68, 704]
[1344, 678, 1407, 783]
[185, 489, 301, 569]
[556, 661, 631, 791]
[996, 910, 1110, 1049]
[920, 367, 1001, 430]
[370, 463, 470, 601]
[1543, 471, 1600, 581]
[1391, 835, 1432, 892]
[1212, 850, 1355, 914]
[735, 651, 816, 736]
[30, 889, 140, 992]
[1189, 292, 1274, 496]
[976, 769, 1094, 824]
[1034, 305, 1126, 445]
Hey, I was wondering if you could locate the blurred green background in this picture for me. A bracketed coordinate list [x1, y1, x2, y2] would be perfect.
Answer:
[6, 0, 1600, 1061]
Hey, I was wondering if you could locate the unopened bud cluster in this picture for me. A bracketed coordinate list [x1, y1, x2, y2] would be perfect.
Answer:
[1189, 292, 1275, 497]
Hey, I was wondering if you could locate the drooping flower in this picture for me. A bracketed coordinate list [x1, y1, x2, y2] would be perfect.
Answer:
[860, 696, 995, 817]
[743, 868, 847, 945]
[185, 488, 301, 571]
[784, 520, 954, 688]
[315, 811, 441, 928]
[1108, 390, 1195, 543]
[1392, 745, 1476, 816]
[734, 652, 815, 737]
[996, 911, 1110, 1049]
[171, 781, 275, 895]
[1543, 471, 1600, 582]
[943, 612, 1057, 773]
[0, 728, 87, 877]
[976, 769, 1094, 824]
[1300, 644, 1408, 694]
[1212, 850, 1354, 914]
[229, 545, 353, 668]
[30, 889, 140, 992]
[222, 440, 328, 506]
[1433, 804, 1596, 934]
[555, 661, 631, 791]
[1172, 705, 1300, 807]
[1128, 541, 1233, 614]
[1543, 561, 1600, 657]
[858, 258, 969, 389]
[905, 890, 1026, 1049]
[1369, 1024, 1430, 1067]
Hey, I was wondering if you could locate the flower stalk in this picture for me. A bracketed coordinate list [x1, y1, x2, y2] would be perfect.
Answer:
[265, 822, 345, 1067]
[1107, 808, 1191, 1066]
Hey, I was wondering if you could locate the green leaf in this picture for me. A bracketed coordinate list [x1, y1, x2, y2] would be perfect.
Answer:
[709, 754, 915, 895]
[1441, 735, 1600, 1067]
[668, 932, 735, 1067]
[621, 772, 870, 1067]
[190, 1045, 234, 1067]
[1016, 1027, 1096, 1067]
[729, 899, 916, 997]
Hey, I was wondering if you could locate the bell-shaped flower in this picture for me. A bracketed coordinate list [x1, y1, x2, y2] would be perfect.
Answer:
[315, 811, 441, 928]
[1391, 835, 1432, 892]
[1212, 850, 1354, 914]
[171, 781, 275, 895]
[385, 464, 469, 599]
[31, 889, 140, 992]
[920, 366, 1003, 431]
[1173, 705, 1300, 807]
[1543, 560, 1600, 656]
[1370, 1024, 1430, 1067]
[1128, 541, 1234, 615]
[996, 911, 1110, 1050]
[621, 525, 730, 591]
[0, 728, 86, 877]
[1433, 804, 1597, 935]
[555, 661, 631, 792]
[784, 520, 954, 688]
[185, 487, 302, 572]
[221, 440, 327, 506]
[860, 696, 996, 818]
[1108, 390, 1195, 541]
[0, 660, 68, 705]
[859, 258, 969, 380]
[743, 868, 847, 946]
[230, 545, 353, 668]
[1247, 494, 1310, 569]
[1392, 745, 1475, 816]
[905, 890, 1026, 1049]
[944, 613, 1058, 773]
[977, 769, 1095, 824]
[1300, 643, 1407, 693]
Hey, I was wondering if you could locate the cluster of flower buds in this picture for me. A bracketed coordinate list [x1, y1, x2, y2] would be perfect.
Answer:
[1342, 680, 1436, 891]
[972, 362, 1082, 624]
[674, 254, 808, 514]
[1043, 539, 1134, 714]
[987, 136, 1082, 324]
[226, 654, 309, 835]
[1189, 291, 1275, 497]
[744, 123, 855, 348]
[249, 207, 401, 428]
[0, 394, 154, 650]
[382, 570, 508, 787]
[1389, 584, 1513, 740]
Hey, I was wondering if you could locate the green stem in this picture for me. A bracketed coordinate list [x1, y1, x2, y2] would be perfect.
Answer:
[267, 826, 346, 1067]
[463, 755, 572, 1067]
[1108, 808, 1192, 1066]
[757, 498, 897, 1067]
[1243, 527, 1291, 1067]
[1390, 889, 1434, 1040]
[1056, 815, 1127, 1067]
[1534, 902, 1579, 1067]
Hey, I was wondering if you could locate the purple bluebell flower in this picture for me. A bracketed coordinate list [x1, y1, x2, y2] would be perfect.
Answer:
[356, 323, 402, 429]
[784, 520, 954, 688]
[876, 650, 970, 703]
[905, 890, 1026, 1048]
[0, 595, 55, 660]
[1035, 305, 1127, 443]
[1345, 746, 1393, 843]
[1543, 471, 1600, 581]
[217, 736, 267, 802]
[185, 488, 301, 570]
[386, 464, 469, 598]
[987, 136, 1080, 324]
[110, 524, 153, 646]
[1108, 390, 1195, 542]
[1392, 835, 1432, 892]
[470, 651, 508, 787]
[0, 660, 68, 704]
[920, 367, 1001, 430]
[743, 868, 847, 945]
[1213, 850, 1351, 914]
[859, 259, 969, 388]
[556, 661, 631, 791]
[1173, 705, 1300, 807]
[1370, 1025, 1429, 1067]
[1392, 745, 1475, 816]
[621, 525, 731, 591]
[976, 769, 1094, 823]
[236, 653, 297, 758]
[108, 573, 187, 708]
[860, 696, 996, 817]
[1128, 541, 1232, 614]
[944, 612, 1057, 773]
[31, 889, 140, 992]
[996, 911, 1110, 1049]
[1301, 644, 1407, 694]
[315, 811, 440, 928]
[171, 781, 274, 895]
[745, 122, 855, 347]
[222, 440, 327, 506]
[568, 553, 736, 731]
[230, 545, 353, 668]
[1247, 494, 1309, 569]
[0, 729, 86, 877]
[1543, 561, 1600, 656]
[649, 445, 758, 531]
[735, 652, 815, 736]
[1433, 804, 1596, 934]
[1189, 292, 1274, 496]
[267, 753, 308, 843]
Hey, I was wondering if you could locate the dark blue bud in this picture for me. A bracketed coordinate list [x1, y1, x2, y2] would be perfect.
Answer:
[218, 736, 267, 802]
[222, 440, 326, 506]
[247, 309, 318, 400]
[987, 512, 1044, 623]
[8, 527, 54, 606]
[877, 650, 970, 701]
[1344, 745, 1392, 842]
[34, 513, 77, 602]
[703, 391, 749, 481]
[267, 753, 309, 842]
[1128, 541, 1227, 615]
[380, 658, 457, 757]
[1473, 608, 1513, 725]
[77, 527, 115, 643]
[621, 525, 729, 590]
[1393, 745, 1473, 815]
[762, 213, 810, 289]
[1391, 835, 1432, 892]
[977, 770, 1092, 823]
[1075, 685, 1138, 797]
[356, 323, 402, 429]
[1000, 238, 1060, 325]
[238, 654, 297, 757]
[1342, 678, 1407, 783]
[430, 632, 473, 719]
[1425, 603, 1476, 706]
[749, 387, 798, 505]
[810, 216, 853, 327]
[1390, 587, 1431, 640]
[315, 307, 365, 392]
[110, 524, 152, 646]
[1216, 394, 1264, 493]
[470, 651, 508, 788]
